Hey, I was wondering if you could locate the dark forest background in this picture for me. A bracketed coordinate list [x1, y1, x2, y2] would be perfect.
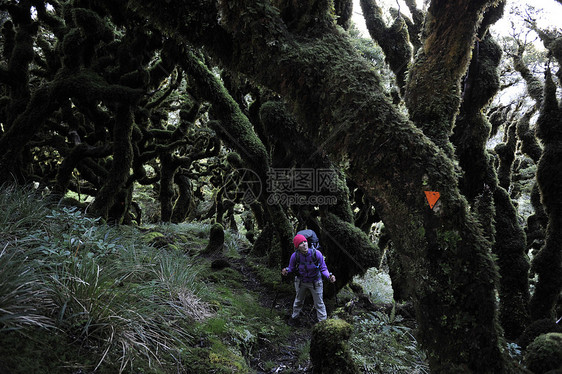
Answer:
[1, 0, 562, 373]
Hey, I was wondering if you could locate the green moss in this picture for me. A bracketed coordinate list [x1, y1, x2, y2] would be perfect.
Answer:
[524, 333, 562, 374]
[247, 260, 292, 293]
[143, 230, 165, 243]
[321, 211, 380, 286]
[518, 319, 562, 349]
[203, 317, 228, 335]
[436, 228, 462, 248]
[531, 68, 562, 320]
[208, 338, 251, 373]
[205, 268, 244, 289]
[310, 318, 359, 374]
[183, 340, 251, 374]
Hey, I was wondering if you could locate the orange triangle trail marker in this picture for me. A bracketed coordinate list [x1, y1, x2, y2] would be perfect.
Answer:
[424, 191, 441, 209]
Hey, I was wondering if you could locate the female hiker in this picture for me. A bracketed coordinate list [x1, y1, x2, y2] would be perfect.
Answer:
[281, 234, 336, 324]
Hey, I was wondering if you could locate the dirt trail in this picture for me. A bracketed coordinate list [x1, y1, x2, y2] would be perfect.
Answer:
[232, 256, 317, 373]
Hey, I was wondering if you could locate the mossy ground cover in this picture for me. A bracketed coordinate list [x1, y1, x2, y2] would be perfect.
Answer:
[0, 186, 297, 373]
[0, 186, 430, 373]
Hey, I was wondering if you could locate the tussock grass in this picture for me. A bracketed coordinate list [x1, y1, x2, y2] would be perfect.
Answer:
[0, 245, 55, 331]
[0, 185, 210, 373]
[0, 185, 50, 237]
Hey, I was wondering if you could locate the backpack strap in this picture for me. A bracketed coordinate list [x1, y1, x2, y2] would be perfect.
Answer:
[294, 248, 320, 275]
[312, 248, 319, 267]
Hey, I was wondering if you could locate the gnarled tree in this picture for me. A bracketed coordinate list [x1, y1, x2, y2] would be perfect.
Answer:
[125, 0, 523, 371]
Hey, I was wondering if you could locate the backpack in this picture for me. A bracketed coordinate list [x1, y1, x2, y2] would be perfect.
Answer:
[297, 229, 320, 251]
[294, 229, 321, 274]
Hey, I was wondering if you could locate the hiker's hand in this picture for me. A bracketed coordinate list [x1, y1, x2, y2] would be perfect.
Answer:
[281, 268, 289, 276]
[329, 274, 336, 283]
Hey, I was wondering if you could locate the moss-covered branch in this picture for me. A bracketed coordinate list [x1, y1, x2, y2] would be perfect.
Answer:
[260, 100, 381, 285]
[404, 0, 501, 156]
[359, 0, 413, 94]
[178, 49, 294, 261]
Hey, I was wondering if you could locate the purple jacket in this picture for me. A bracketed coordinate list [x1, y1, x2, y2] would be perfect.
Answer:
[286, 248, 331, 283]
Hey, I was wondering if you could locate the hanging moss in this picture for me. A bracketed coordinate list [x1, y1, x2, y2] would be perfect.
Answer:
[310, 319, 359, 374]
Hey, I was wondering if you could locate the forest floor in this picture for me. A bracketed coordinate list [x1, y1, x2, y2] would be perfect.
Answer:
[219, 253, 318, 373]
[0, 186, 425, 374]
[201, 240, 417, 374]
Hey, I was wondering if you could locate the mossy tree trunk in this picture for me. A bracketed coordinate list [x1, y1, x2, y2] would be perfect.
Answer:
[513, 25, 562, 321]
[333, 0, 353, 30]
[405, 0, 499, 157]
[0, 6, 37, 183]
[530, 69, 562, 321]
[451, 27, 530, 340]
[511, 41, 547, 275]
[125, 0, 521, 371]
[495, 120, 519, 191]
[90, 104, 134, 223]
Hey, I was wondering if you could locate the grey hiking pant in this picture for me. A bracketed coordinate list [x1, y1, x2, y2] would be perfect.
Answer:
[292, 278, 327, 321]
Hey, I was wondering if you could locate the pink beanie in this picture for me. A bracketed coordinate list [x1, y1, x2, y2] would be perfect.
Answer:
[293, 234, 307, 248]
